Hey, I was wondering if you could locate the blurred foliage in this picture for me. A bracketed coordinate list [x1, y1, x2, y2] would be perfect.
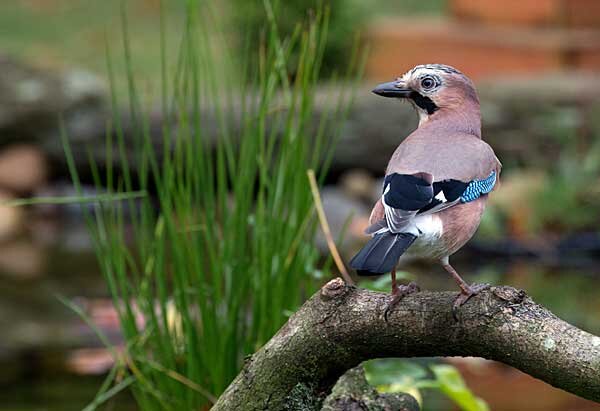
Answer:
[428, 365, 489, 411]
[364, 359, 488, 411]
[227, 0, 447, 77]
[529, 104, 600, 232]
[0, 0, 184, 100]
[533, 149, 600, 234]
[229, 0, 368, 77]
[359, 269, 415, 292]
[475, 204, 505, 240]
[0, 0, 446, 91]
[479, 105, 600, 239]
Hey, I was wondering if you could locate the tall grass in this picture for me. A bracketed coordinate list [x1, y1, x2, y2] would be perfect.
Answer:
[66, 1, 357, 409]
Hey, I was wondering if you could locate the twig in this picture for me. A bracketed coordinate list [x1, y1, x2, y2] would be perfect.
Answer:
[307, 169, 354, 285]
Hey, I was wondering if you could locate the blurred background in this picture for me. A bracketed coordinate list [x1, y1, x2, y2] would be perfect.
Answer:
[1, 0, 599, 410]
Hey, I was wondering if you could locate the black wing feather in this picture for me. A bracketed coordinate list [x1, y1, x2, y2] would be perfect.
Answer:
[350, 232, 417, 276]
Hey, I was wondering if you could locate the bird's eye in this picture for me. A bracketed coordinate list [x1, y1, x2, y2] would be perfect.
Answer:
[420, 77, 436, 90]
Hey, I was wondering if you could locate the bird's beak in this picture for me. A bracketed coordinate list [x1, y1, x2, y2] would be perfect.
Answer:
[372, 81, 412, 98]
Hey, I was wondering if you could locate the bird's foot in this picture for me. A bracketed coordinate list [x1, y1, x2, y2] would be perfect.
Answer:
[384, 282, 420, 322]
[452, 283, 490, 321]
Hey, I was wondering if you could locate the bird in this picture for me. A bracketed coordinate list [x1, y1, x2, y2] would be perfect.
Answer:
[349, 63, 501, 321]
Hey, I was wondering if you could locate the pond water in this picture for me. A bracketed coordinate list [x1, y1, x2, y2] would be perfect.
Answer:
[1, 210, 599, 411]
[0, 375, 135, 411]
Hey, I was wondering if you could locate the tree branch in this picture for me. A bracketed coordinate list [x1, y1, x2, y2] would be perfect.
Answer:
[321, 366, 419, 411]
[213, 278, 600, 410]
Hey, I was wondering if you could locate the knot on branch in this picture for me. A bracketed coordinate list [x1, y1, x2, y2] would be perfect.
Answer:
[320, 278, 349, 301]
[492, 286, 527, 305]
[322, 367, 420, 411]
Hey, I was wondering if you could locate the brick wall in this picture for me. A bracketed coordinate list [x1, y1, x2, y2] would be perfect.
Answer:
[366, 0, 600, 79]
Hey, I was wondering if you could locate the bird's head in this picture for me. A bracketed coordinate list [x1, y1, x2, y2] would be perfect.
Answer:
[372, 64, 479, 125]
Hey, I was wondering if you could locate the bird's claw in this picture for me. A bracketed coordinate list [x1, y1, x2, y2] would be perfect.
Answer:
[384, 282, 420, 322]
[452, 283, 490, 321]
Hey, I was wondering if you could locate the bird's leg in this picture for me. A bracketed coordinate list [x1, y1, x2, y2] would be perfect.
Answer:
[442, 260, 489, 320]
[384, 265, 420, 322]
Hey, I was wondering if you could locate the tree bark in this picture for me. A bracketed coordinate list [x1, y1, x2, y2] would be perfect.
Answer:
[213, 278, 600, 410]
[321, 366, 419, 411]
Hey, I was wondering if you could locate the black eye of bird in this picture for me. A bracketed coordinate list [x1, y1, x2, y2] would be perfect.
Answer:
[421, 77, 435, 90]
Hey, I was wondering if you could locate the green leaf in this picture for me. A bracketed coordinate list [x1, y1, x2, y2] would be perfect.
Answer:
[431, 364, 489, 411]
[360, 271, 414, 292]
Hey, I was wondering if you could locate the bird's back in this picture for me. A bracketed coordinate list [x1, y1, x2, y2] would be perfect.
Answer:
[386, 128, 500, 183]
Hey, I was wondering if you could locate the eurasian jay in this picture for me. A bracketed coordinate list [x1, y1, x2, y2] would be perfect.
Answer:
[350, 64, 501, 320]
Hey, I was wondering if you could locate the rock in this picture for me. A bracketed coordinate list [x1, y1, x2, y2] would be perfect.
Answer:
[318, 187, 370, 255]
[66, 348, 115, 375]
[0, 55, 107, 146]
[339, 169, 379, 202]
[0, 144, 48, 193]
[0, 241, 45, 279]
[0, 190, 23, 240]
[322, 366, 420, 411]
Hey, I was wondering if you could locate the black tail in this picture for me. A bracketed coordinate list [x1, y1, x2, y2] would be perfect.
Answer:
[350, 232, 416, 276]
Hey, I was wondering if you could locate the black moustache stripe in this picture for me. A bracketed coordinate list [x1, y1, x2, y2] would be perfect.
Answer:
[410, 92, 438, 115]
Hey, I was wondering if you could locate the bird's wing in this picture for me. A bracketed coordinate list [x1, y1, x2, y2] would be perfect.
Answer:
[365, 172, 434, 235]
[418, 136, 501, 212]
[365, 136, 501, 236]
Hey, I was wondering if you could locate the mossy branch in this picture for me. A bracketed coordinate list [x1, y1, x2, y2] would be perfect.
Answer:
[213, 278, 600, 410]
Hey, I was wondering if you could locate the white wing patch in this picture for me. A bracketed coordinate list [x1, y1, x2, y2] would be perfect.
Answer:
[383, 194, 418, 233]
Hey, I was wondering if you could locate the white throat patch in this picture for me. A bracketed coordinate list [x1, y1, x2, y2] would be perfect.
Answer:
[417, 107, 430, 126]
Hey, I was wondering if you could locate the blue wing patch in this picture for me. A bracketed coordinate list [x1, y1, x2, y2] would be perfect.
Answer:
[460, 171, 497, 203]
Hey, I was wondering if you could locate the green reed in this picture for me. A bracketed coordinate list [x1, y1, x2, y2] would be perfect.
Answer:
[65, 1, 358, 409]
